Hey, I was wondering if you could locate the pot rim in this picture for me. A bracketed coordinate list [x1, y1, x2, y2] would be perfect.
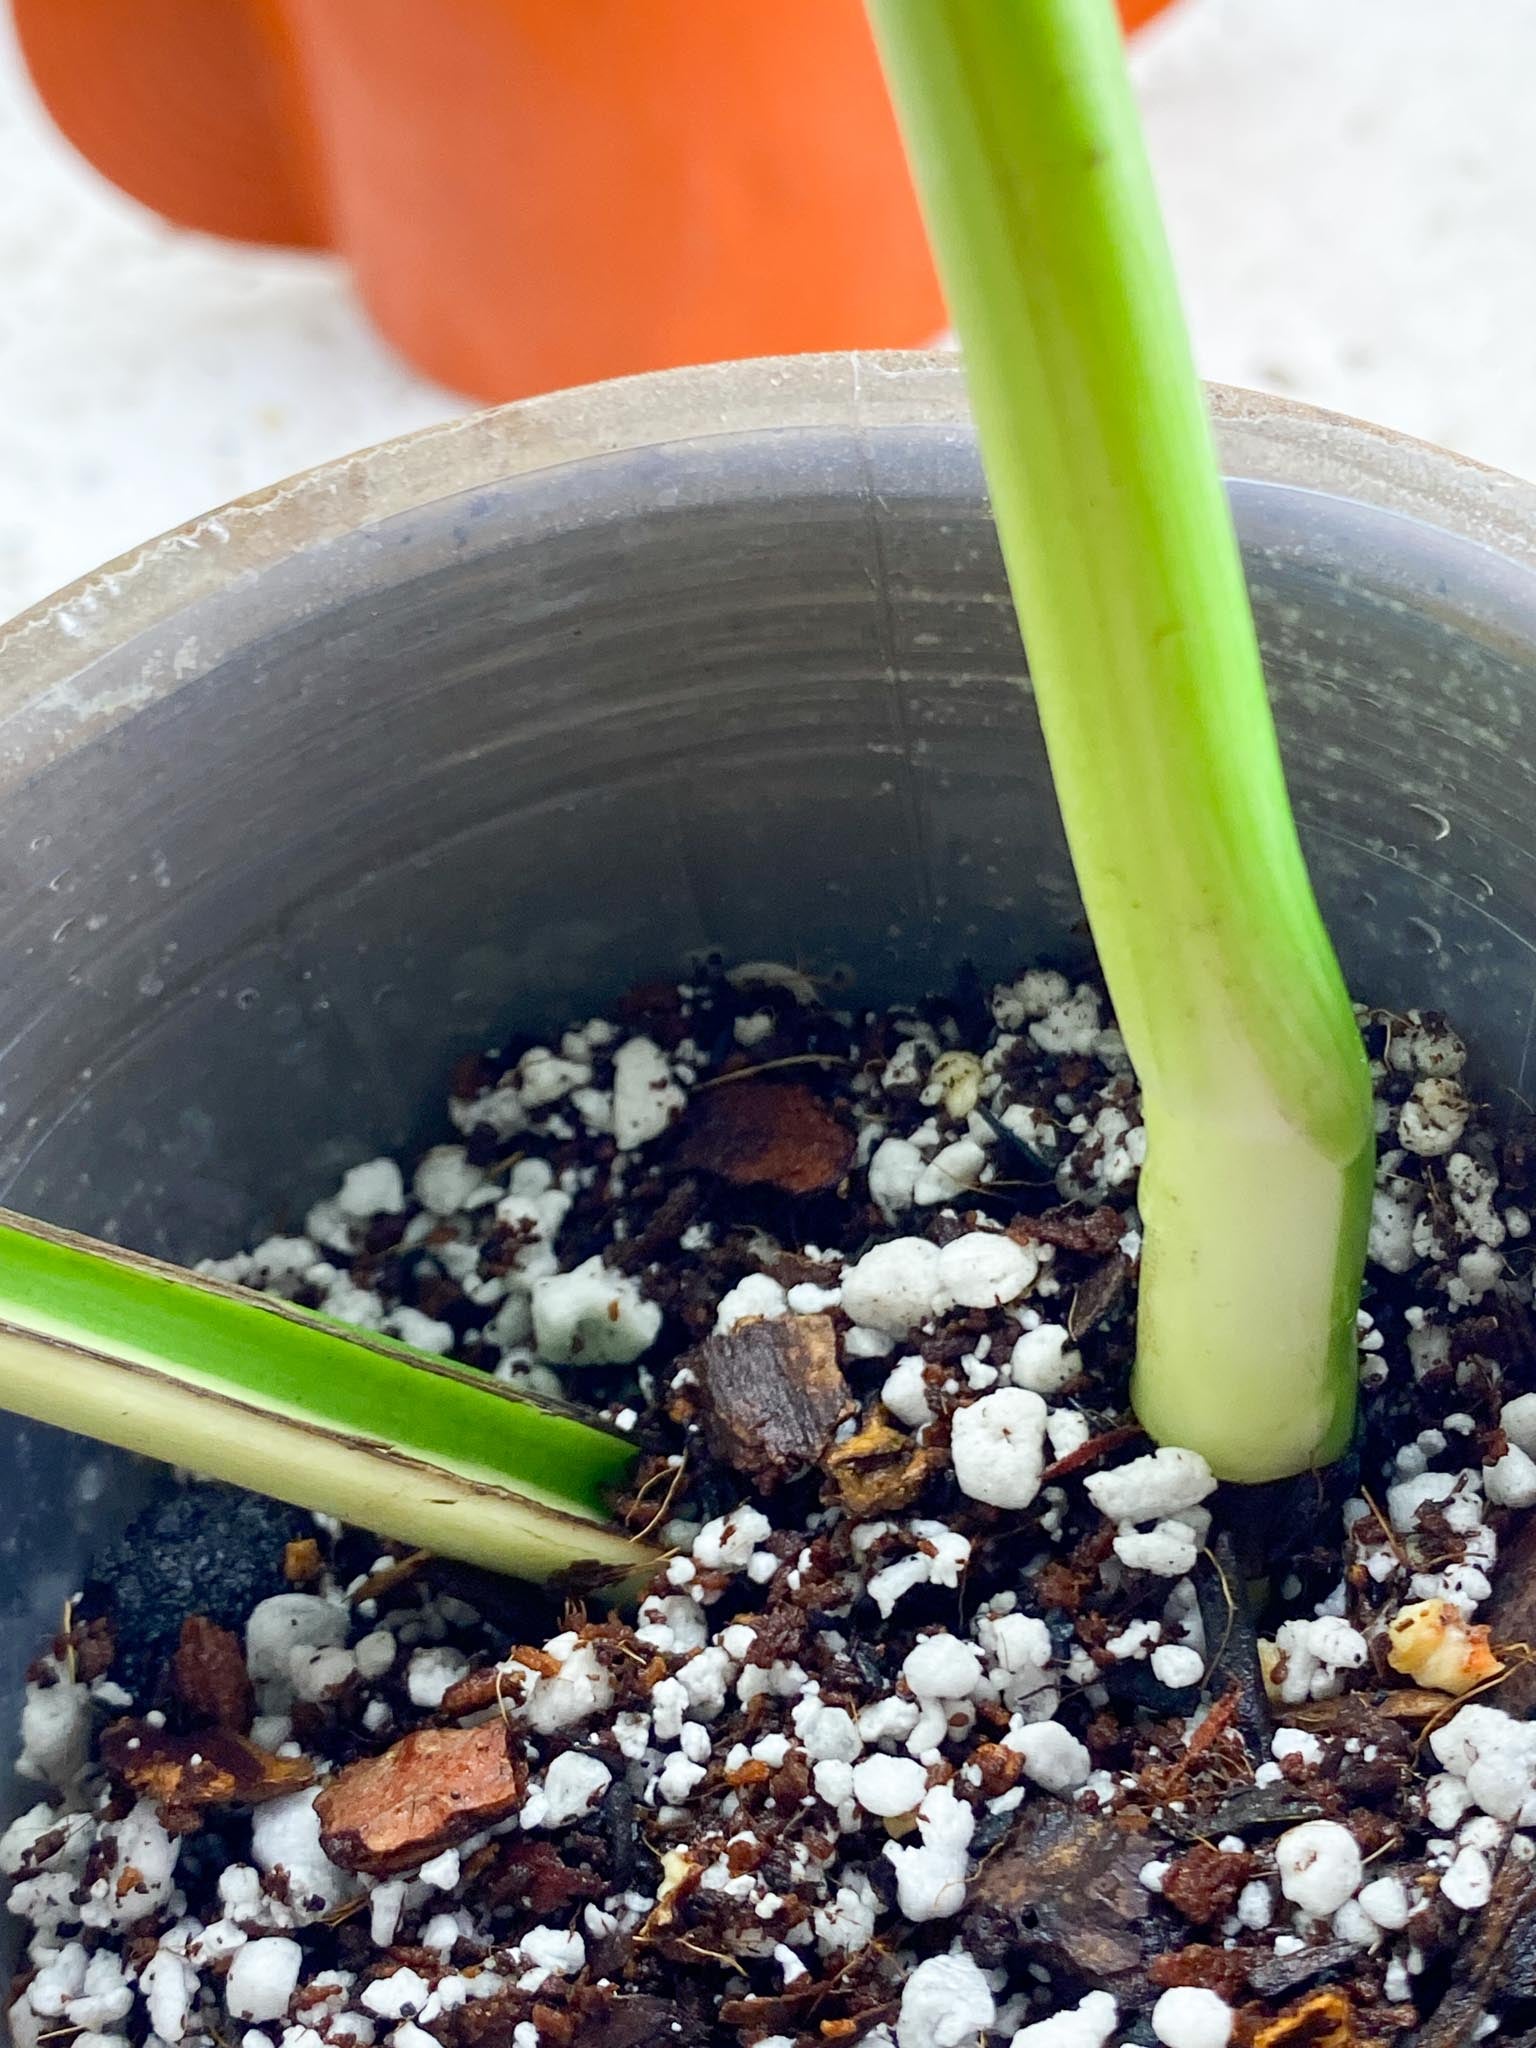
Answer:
[3, 350, 1535, 711]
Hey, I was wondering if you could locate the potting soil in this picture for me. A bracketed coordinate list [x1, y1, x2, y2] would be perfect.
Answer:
[7, 961, 1536, 2048]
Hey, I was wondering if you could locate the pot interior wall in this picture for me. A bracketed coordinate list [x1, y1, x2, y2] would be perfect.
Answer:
[3, 415, 1536, 1842]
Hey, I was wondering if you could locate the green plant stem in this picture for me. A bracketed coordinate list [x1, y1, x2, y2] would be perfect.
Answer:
[869, 0, 1374, 1481]
[0, 1207, 650, 1585]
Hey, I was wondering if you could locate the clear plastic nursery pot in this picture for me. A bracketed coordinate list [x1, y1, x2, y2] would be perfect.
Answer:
[2, 351, 1536, 1867]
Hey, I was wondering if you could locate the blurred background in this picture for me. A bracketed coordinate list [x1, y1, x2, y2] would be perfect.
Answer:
[1, 0, 1532, 623]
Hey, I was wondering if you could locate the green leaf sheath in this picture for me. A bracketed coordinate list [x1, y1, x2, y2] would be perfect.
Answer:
[869, 0, 1374, 1480]
[0, 1209, 649, 1583]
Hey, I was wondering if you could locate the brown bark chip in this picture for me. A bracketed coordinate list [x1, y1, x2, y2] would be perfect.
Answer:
[971, 1742, 1025, 1798]
[100, 1721, 312, 1828]
[1069, 1253, 1133, 1340]
[283, 1538, 324, 1585]
[315, 1721, 526, 1874]
[1408, 1852, 1536, 2048]
[824, 1418, 943, 1516]
[439, 1667, 503, 1719]
[685, 1313, 853, 1488]
[963, 1802, 1167, 1993]
[171, 1616, 255, 1731]
[677, 1082, 854, 1195]
[1483, 1507, 1536, 1716]
[1251, 1990, 1361, 2048]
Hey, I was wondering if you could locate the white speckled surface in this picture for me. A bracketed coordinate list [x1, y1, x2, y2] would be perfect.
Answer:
[0, 10, 461, 621]
[0, 0, 1532, 623]
[1134, 0, 1536, 475]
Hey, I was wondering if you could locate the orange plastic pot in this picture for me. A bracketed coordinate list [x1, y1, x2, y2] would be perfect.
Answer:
[14, 0, 1176, 403]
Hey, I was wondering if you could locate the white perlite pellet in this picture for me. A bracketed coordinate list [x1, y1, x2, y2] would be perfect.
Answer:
[529, 1752, 613, 1829]
[852, 1755, 928, 1818]
[884, 1782, 974, 1922]
[936, 1231, 1039, 1309]
[896, 1952, 996, 2048]
[225, 1938, 302, 2024]
[839, 1238, 943, 1335]
[1151, 1985, 1233, 2048]
[611, 1036, 685, 1150]
[1440, 1845, 1493, 1911]
[1275, 1821, 1363, 1917]
[1009, 1323, 1081, 1394]
[950, 1388, 1048, 1509]
[1005, 1721, 1090, 1793]
[1009, 1990, 1119, 2048]
[531, 1256, 661, 1365]
[1084, 1447, 1216, 1523]
[903, 1634, 983, 1700]
[245, 1595, 347, 1686]
[1150, 1643, 1204, 1690]
[1431, 1704, 1536, 1824]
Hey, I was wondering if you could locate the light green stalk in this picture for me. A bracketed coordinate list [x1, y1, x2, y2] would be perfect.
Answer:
[0, 1207, 650, 1585]
[869, 0, 1374, 1480]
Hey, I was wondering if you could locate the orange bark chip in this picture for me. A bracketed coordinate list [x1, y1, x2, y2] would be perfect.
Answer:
[315, 1721, 526, 1875]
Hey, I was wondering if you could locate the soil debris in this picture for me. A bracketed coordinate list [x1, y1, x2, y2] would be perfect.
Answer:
[1161, 1841, 1257, 1926]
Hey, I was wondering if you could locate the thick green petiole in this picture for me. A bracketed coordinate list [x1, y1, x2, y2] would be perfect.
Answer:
[869, 0, 1374, 1480]
[0, 1208, 651, 1585]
